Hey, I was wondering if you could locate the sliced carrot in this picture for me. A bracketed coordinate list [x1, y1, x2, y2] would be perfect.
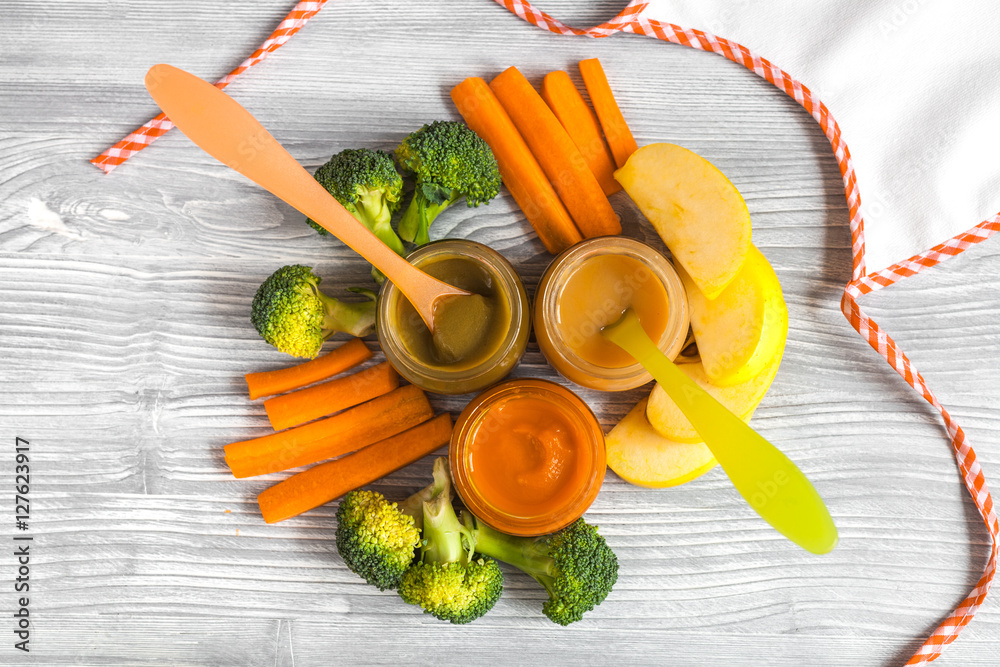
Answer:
[541, 70, 621, 197]
[224, 385, 433, 479]
[489, 66, 621, 239]
[257, 413, 453, 523]
[245, 338, 372, 400]
[578, 58, 638, 168]
[263, 361, 398, 431]
[451, 76, 583, 254]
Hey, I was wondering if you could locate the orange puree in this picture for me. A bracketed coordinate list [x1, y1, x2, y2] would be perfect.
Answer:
[467, 395, 593, 518]
[555, 253, 670, 368]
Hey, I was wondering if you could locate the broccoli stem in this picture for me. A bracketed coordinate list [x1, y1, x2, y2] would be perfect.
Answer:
[398, 192, 459, 246]
[420, 493, 471, 566]
[399, 460, 450, 530]
[352, 190, 406, 284]
[356, 189, 407, 258]
[464, 515, 558, 590]
[401, 458, 473, 565]
[316, 289, 376, 338]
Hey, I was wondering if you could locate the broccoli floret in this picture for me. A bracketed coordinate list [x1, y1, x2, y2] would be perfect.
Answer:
[336, 490, 421, 591]
[394, 121, 501, 246]
[464, 514, 618, 626]
[400, 558, 504, 626]
[398, 458, 503, 624]
[306, 148, 406, 284]
[250, 264, 376, 358]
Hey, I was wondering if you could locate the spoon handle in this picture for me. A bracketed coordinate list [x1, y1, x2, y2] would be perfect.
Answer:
[603, 310, 837, 554]
[143, 64, 464, 325]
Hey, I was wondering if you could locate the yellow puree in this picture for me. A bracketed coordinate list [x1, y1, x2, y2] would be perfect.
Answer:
[556, 253, 670, 367]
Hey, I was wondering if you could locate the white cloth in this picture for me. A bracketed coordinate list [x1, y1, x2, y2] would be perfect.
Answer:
[642, 0, 1000, 272]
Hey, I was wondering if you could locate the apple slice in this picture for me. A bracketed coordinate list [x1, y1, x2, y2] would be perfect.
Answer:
[680, 245, 788, 386]
[605, 397, 717, 488]
[614, 143, 751, 299]
[646, 352, 783, 443]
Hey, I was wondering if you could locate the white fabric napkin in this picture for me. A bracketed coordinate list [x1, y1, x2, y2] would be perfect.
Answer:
[643, 0, 1000, 272]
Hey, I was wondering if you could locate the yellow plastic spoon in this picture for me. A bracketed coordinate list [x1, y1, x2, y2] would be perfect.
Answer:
[602, 308, 838, 554]
[143, 64, 468, 331]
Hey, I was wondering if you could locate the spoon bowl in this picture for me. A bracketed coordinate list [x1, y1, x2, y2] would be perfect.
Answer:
[602, 308, 838, 554]
[143, 63, 468, 331]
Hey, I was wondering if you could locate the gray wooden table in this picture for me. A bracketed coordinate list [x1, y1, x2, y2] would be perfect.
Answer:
[2, 1, 998, 664]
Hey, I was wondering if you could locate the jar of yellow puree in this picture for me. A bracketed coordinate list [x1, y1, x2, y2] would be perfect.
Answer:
[377, 239, 530, 395]
[534, 236, 689, 392]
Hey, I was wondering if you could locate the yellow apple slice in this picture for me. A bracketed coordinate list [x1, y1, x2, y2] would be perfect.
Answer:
[614, 143, 751, 299]
[680, 245, 788, 386]
[605, 397, 717, 488]
[646, 352, 783, 443]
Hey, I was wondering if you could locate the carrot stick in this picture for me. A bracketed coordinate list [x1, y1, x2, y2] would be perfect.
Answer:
[578, 58, 638, 168]
[451, 77, 583, 254]
[245, 338, 372, 400]
[541, 70, 622, 197]
[257, 413, 453, 523]
[489, 66, 621, 239]
[263, 361, 399, 431]
[224, 385, 433, 478]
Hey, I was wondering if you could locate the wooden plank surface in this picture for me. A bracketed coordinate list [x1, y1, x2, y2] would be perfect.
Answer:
[1, 0, 998, 664]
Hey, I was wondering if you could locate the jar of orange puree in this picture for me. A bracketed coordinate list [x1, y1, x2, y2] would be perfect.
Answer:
[450, 378, 606, 536]
[534, 236, 689, 392]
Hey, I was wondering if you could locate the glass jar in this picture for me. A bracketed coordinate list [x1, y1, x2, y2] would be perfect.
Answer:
[377, 239, 530, 395]
[450, 378, 606, 536]
[534, 236, 689, 392]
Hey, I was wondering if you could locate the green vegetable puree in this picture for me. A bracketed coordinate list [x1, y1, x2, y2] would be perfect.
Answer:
[395, 257, 510, 368]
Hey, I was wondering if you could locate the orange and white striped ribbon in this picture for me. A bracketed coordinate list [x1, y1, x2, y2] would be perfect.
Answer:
[491, 0, 999, 662]
[90, 0, 330, 174]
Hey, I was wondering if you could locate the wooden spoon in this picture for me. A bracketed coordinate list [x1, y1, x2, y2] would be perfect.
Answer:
[602, 308, 838, 554]
[143, 64, 468, 331]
